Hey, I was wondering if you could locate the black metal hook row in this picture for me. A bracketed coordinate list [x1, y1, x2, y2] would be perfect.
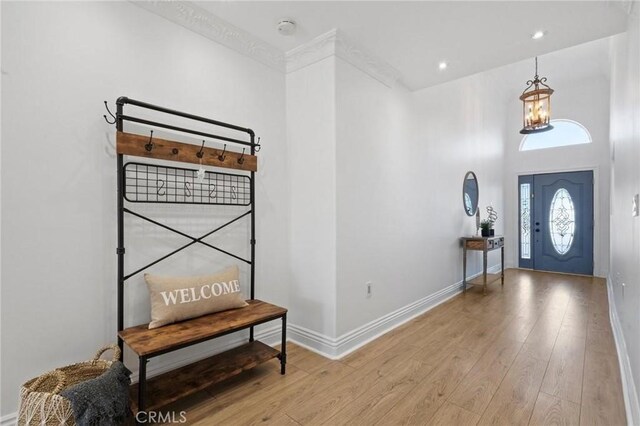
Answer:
[216, 144, 251, 163]
[106, 106, 255, 164]
[139, 132, 246, 165]
[103, 101, 116, 125]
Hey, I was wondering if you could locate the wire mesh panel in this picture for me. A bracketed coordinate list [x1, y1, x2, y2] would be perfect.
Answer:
[124, 162, 251, 206]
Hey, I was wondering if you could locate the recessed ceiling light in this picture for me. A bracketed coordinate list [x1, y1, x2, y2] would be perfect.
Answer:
[439, 62, 448, 70]
[532, 30, 545, 40]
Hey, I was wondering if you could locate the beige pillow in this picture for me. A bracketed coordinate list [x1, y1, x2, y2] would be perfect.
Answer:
[144, 265, 248, 329]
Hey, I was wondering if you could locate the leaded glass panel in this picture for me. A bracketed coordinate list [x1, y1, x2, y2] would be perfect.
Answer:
[549, 188, 575, 255]
[520, 183, 531, 259]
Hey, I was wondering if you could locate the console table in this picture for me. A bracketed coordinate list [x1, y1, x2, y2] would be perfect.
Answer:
[461, 236, 505, 295]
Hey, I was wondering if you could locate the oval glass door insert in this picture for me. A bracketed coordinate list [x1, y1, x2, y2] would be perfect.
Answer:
[549, 188, 575, 255]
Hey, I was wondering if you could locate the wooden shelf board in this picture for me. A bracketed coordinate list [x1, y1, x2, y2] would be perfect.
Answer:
[117, 131, 258, 172]
[130, 340, 279, 413]
[119, 299, 286, 357]
[466, 273, 501, 287]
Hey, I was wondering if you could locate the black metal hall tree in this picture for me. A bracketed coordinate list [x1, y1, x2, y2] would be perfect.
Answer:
[108, 97, 287, 418]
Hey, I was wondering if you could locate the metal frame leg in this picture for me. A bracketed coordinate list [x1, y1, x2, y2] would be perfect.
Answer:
[483, 248, 488, 295]
[249, 326, 254, 342]
[462, 245, 467, 293]
[137, 357, 147, 423]
[280, 314, 287, 375]
[501, 246, 505, 287]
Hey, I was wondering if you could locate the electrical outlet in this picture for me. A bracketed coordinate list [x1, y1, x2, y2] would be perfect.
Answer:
[366, 281, 372, 298]
[633, 194, 639, 217]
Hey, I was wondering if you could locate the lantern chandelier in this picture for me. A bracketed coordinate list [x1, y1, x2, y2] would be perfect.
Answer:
[519, 57, 554, 134]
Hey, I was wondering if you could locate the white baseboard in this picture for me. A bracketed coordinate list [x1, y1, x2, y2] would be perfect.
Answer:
[288, 265, 502, 360]
[607, 276, 640, 426]
[0, 413, 16, 426]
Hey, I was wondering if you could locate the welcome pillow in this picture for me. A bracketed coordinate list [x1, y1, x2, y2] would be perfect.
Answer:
[144, 265, 248, 329]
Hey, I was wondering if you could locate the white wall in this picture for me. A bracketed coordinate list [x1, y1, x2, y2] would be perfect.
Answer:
[501, 39, 612, 278]
[1, 1, 288, 417]
[286, 56, 337, 338]
[335, 59, 507, 336]
[609, 8, 640, 424]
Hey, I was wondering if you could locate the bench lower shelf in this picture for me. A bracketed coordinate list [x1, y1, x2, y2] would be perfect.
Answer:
[130, 340, 279, 413]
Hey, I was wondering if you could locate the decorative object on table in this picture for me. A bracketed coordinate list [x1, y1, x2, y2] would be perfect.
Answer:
[475, 209, 481, 236]
[462, 171, 479, 216]
[486, 205, 498, 236]
[480, 219, 493, 237]
[519, 57, 554, 134]
[17, 345, 128, 426]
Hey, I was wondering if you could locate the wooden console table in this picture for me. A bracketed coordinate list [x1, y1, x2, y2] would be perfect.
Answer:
[461, 236, 505, 295]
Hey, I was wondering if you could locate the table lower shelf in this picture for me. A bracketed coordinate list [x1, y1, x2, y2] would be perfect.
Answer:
[130, 340, 279, 413]
[466, 273, 502, 287]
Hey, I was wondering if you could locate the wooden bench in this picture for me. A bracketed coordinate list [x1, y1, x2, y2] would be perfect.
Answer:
[119, 300, 287, 414]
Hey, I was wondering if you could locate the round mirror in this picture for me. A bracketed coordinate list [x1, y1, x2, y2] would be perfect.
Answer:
[463, 171, 479, 216]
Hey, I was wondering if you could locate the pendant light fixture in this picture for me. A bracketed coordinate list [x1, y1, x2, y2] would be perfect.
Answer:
[519, 57, 554, 134]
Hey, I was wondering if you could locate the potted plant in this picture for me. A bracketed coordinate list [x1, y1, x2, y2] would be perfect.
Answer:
[480, 219, 492, 237]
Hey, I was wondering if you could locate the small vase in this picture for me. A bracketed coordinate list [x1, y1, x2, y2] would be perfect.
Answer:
[481, 229, 490, 237]
[489, 229, 495, 236]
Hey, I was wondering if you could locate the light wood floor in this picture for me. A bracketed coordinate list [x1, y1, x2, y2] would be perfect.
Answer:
[161, 269, 626, 425]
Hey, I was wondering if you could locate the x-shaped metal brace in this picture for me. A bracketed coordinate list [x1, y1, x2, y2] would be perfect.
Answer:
[123, 208, 252, 281]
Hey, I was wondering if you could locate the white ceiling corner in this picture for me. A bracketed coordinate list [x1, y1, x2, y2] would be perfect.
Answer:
[285, 29, 338, 73]
[334, 30, 403, 88]
[286, 29, 403, 88]
[131, 0, 286, 72]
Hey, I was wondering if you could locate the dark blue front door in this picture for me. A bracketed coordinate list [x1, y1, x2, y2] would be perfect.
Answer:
[519, 171, 594, 275]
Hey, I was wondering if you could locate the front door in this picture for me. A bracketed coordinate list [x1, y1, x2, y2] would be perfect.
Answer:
[518, 171, 594, 275]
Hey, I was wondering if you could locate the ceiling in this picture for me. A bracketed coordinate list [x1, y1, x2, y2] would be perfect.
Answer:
[194, 1, 629, 91]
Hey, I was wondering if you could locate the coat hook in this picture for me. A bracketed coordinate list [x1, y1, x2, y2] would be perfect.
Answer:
[218, 144, 227, 161]
[238, 148, 246, 165]
[145, 130, 154, 152]
[255, 137, 261, 152]
[103, 101, 116, 125]
[197, 140, 205, 158]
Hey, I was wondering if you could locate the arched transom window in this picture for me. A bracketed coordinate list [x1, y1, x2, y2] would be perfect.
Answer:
[520, 119, 592, 151]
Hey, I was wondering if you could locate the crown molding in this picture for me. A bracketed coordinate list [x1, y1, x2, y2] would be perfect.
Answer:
[334, 30, 404, 88]
[131, 0, 286, 72]
[132, 1, 404, 88]
[286, 29, 339, 74]
[286, 29, 404, 88]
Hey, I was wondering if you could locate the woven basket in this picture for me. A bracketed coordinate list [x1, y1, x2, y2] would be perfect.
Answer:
[17, 344, 121, 426]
